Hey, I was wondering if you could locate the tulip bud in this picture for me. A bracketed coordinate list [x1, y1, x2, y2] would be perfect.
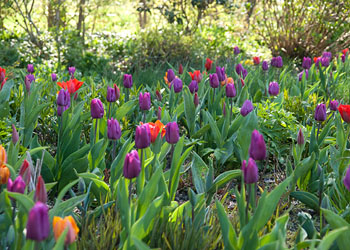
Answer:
[344, 166, 350, 191]
[170, 78, 183, 93]
[242, 69, 248, 79]
[253, 57, 260, 65]
[240, 77, 245, 87]
[338, 105, 350, 123]
[165, 122, 179, 144]
[7, 176, 26, 194]
[53, 216, 79, 245]
[178, 64, 183, 75]
[209, 73, 219, 88]
[68, 67, 75, 78]
[321, 57, 330, 67]
[234, 46, 240, 55]
[123, 74, 133, 88]
[57, 89, 69, 106]
[297, 128, 304, 145]
[90, 98, 104, 119]
[114, 84, 120, 100]
[226, 83, 236, 98]
[19, 160, 29, 176]
[276, 56, 283, 68]
[123, 150, 141, 179]
[21, 165, 31, 186]
[262, 60, 269, 71]
[107, 118, 121, 140]
[106, 86, 117, 102]
[216, 66, 225, 82]
[242, 158, 259, 184]
[194, 93, 199, 107]
[268, 82, 279, 96]
[12, 124, 19, 144]
[342, 54, 346, 63]
[314, 103, 327, 122]
[302, 57, 312, 69]
[167, 69, 175, 83]
[34, 176, 47, 203]
[235, 64, 244, 76]
[25, 74, 35, 93]
[157, 106, 162, 120]
[156, 90, 162, 101]
[205, 58, 213, 71]
[26, 202, 50, 241]
[135, 124, 151, 149]
[249, 130, 266, 161]
[51, 73, 57, 82]
[189, 80, 198, 94]
[27, 64, 34, 73]
[240, 100, 253, 117]
[329, 100, 339, 111]
[0, 166, 10, 185]
[139, 92, 151, 111]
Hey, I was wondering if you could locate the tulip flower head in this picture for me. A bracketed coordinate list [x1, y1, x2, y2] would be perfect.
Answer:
[249, 130, 266, 161]
[0, 165, 10, 185]
[123, 150, 141, 179]
[320, 57, 330, 67]
[205, 58, 213, 71]
[157, 106, 162, 120]
[135, 123, 151, 149]
[242, 158, 259, 184]
[107, 118, 121, 140]
[90, 98, 104, 119]
[107, 86, 117, 102]
[268, 82, 279, 96]
[25, 74, 35, 93]
[0, 145, 7, 167]
[297, 128, 304, 145]
[253, 57, 260, 65]
[123, 74, 133, 88]
[302, 57, 312, 69]
[194, 93, 199, 107]
[235, 64, 244, 76]
[240, 100, 254, 117]
[139, 92, 151, 111]
[12, 124, 19, 145]
[189, 80, 198, 94]
[329, 100, 339, 111]
[271, 56, 283, 68]
[178, 64, 183, 75]
[27, 64, 34, 73]
[262, 60, 269, 71]
[7, 176, 26, 194]
[216, 66, 225, 82]
[209, 73, 219, 88]
[344, 166, 350, 192]
[314, 103, 327, 122]
[34, 176, 47, 203]
[226, 83, 236, 98]
[0, 67, 8, 90]
[57, 89, 70, 106]
[322, 51, 332, 59]
[298, 70, 309, 81]
[234, 46, 240, 55]
[148, 120, 165, 143]
[156, 90, 162, 101]
[170, 78, 183, 93]
[167, 69, 175, 83]
[338, 105, 350, 123]
[189, 70, 202, 83]
[68, 67, 75, 78]
[342, 54, 346, 63]
[51, 73, 57, 82]
[57, 79, 83, 94]
[53, 216, 79, 245]
[165, 122, 179, 144]
[26, 202, 50, 241]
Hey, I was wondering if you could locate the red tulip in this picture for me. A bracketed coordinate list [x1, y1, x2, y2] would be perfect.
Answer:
[34, 176, 47, 203]
[338, 105, 350, 123]
[252, 56, 260, 65]
[0, 67, 8, 90]
[57, 79, 84, 94]
[205, 58, 213, 71]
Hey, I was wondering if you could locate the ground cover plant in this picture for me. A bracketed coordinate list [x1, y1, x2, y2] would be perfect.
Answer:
[1, 48, 350, 249]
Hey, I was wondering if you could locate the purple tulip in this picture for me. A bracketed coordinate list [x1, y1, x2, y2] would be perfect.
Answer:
[234, 46, 240, 55]
[216, 66, 225, 82]
[342, 54, 346, 63]
[268, 82, 280, 96]
[344, 166, 350, 191]
[68, 67, 75, 77]
[271, 56, 283, 68]
[167, 69, 175, 83]
[26, 202, 50, 241]
[123, 74, 133, 88]
[209, 73, 220, 88]
[302, 57, 312, 70]
[322, 52, 332, 59]
[314, 103, 327, 122]
[107, 86, 117, 102]
[7, 176, 26, 194]
[107, 118, 121, 140]
[235, 64, 244, 76]
[298, 70, 309, 81]
[27, 64, 34, 73]
[12, 124, 19, 145]
[240, 100, 254, 117]
[25, 74, 35, 93]
[297, 128, 304, 145]
[57, 105, 68, 117]
[262, 60, 269, 71]
[226, 83, 236, 98]
[194, 93, 199, 107]
[90, 98, 104, 119]
[242, 68, 248, 79]
[329, 100, 339, 111]
[51, 73, 57, 82]
[249, 130, 266, 161]
[135, 123, 151, 149]
[123, 150, 141, 179]
[242, 158, 259, 184]
[165, 122, 179, 144]
[170, 78, 183, 93]
[321, 57, 330, 67]
[189, 80, 198, 94]
[139, 92, 151, 111]
[57, 89, 69, 106]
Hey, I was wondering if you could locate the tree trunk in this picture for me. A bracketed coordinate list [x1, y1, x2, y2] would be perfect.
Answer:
[77, 0, 85, 32]
[47, 0, 55, 29]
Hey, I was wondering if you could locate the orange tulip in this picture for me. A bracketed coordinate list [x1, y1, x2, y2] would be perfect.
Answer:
[0, 145, 6, 167]
[164, 72, 171, 87]
[53, 216, 79, 245]
[148, 120, 165, 143]
[0, 166, 10, 185]
[57, 79, 83, 94]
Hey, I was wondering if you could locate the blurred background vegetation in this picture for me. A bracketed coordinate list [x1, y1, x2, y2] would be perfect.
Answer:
[0, 0, 349, 80]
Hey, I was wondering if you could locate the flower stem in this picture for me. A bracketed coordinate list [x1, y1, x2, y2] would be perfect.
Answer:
[245, 184, 251, 225]
[94, 119, 98, 144]
[108, 102, 111, 119]
[230, 98, 233, 121]
[112, 140, 117, 160]
[128, 179, 132, 204]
